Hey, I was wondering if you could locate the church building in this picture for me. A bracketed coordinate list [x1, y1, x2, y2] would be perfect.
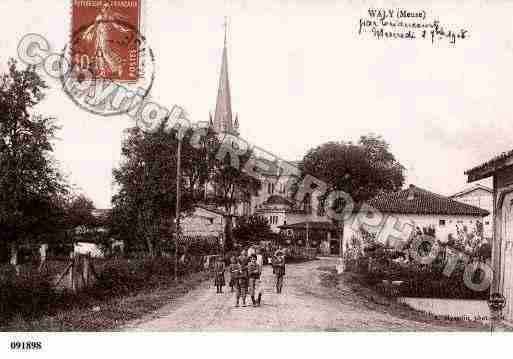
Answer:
[195, 19, 338, 255]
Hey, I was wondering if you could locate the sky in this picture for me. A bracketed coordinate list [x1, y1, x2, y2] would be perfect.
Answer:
[1, 0, 512, 208]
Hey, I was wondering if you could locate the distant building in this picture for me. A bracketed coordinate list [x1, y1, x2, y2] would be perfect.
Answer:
[450, 184, 493, 238]
[73, 208, 122, 258]
[181, 205, 230, 238]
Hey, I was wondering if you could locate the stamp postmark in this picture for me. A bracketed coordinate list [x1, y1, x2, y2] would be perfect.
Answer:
[71, 0, 142, 82]
[62, 0, 155, 117]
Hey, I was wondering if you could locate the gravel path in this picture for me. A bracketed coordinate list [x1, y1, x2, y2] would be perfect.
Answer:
[124, 257, 486, 331]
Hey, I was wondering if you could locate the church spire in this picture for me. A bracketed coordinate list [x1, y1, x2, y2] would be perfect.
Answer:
[213, 17, 238, 135]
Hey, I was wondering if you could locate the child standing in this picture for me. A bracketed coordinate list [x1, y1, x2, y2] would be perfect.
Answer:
[247, 255, 262, 306]
[237, 253, 249, 307]
[229, 256, 242, 307]
[214, 257, 225, 294]
[273, 251, 286, 293]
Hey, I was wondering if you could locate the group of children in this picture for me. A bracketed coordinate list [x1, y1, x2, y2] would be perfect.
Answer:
[213, 248, 286, 307]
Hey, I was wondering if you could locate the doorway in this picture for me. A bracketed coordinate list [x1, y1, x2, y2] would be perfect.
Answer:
[501, 192, 513, 321]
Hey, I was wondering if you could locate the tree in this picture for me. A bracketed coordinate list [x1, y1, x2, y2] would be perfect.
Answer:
[300, 134, 405, 256]
[65, 194, 96, 229]
[233, 215, 273, 247]
[113, 124, 186, 257]
[301, 134, 405, 205]
[111, 122, 223, 256]
[181, 126, 220, 202]
[210, 149, 261, 250]
[0, 59, 68, 265]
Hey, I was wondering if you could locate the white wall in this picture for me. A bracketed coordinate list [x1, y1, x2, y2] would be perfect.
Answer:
[343, 212, 485, 249]
[181, 207, 224, 236]
[74, 242, 103, 258]
[452, 189, 493, 238]
[260, 210, 287, 232]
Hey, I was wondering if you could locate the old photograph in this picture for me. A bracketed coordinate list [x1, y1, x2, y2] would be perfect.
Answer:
[1, 0, 513, 349]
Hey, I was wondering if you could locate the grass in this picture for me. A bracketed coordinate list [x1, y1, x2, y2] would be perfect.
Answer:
[1, 270, 211, 331]
[316, 265, 490, 331]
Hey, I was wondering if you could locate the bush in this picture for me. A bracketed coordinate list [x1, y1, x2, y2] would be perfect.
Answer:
[364, 259, 489, 300]
[0, 273, 59, 323]
[0, 254, 210, 325]
[93, 256, 198, 297]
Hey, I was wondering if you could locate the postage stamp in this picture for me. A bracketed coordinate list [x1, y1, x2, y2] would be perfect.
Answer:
[62, 0, 154, 117]
[70, 0, 142, 82]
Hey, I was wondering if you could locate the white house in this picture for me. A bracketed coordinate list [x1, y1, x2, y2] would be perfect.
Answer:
[342, 184, 490, 248]
[450, 184, 493, 239]
[180, 205, 233, 246]
[465, 149, 513, 322]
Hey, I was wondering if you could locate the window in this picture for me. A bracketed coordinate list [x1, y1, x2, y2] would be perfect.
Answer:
[318, 199, 326, 217]
[303, 193, 312, 214]
[485, 221, 490, 225]
[439, 219, 446, 226]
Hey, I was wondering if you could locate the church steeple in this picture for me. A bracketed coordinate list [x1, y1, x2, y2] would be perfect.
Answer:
[213, 17, 238, 135]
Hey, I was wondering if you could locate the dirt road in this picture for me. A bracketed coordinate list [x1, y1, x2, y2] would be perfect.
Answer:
[124, 257, 485, 331]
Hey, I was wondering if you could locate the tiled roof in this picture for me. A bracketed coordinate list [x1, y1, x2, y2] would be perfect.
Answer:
[264, 195, 293, 206]
[366, 185, 489, 217]
[465, 149, 513, 179]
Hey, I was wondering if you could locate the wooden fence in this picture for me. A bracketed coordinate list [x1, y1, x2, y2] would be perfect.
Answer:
[41, 253, 98, 293]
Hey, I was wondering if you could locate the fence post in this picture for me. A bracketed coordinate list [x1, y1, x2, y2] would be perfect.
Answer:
[69, 251, 76, 293]
[38, 244, 48, 273]
[83, 254, 90, 287]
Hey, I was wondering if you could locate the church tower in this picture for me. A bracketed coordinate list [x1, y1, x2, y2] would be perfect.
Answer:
[213, 17, 239, 136]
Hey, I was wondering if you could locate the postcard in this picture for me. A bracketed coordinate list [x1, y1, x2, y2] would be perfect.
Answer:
[0, 0, 512, 357]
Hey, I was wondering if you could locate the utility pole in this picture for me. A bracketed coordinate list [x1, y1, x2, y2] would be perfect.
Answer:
[174, 133, 183, 283]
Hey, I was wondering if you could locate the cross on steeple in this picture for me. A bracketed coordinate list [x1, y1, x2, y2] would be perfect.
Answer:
[223, 16, 228, 47]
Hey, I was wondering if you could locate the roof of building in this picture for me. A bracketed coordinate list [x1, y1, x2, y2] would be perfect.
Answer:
[465, 149, 513, 182]
[365, 184, 489, 217]
[195, 204, 234, 217]
[278, 221, 336, 231]
[253, 157, 281, 176]
[449, 184, 493, 199]
[264, 195, 293, 206]
[248, 157, 302, 178]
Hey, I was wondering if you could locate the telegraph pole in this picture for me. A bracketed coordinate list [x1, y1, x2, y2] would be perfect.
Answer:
[306, 221, 310, 248]
[174, 133, 183, 283]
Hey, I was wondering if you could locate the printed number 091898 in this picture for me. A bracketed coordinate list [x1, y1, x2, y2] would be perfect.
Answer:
[10, 341, 42, 350]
